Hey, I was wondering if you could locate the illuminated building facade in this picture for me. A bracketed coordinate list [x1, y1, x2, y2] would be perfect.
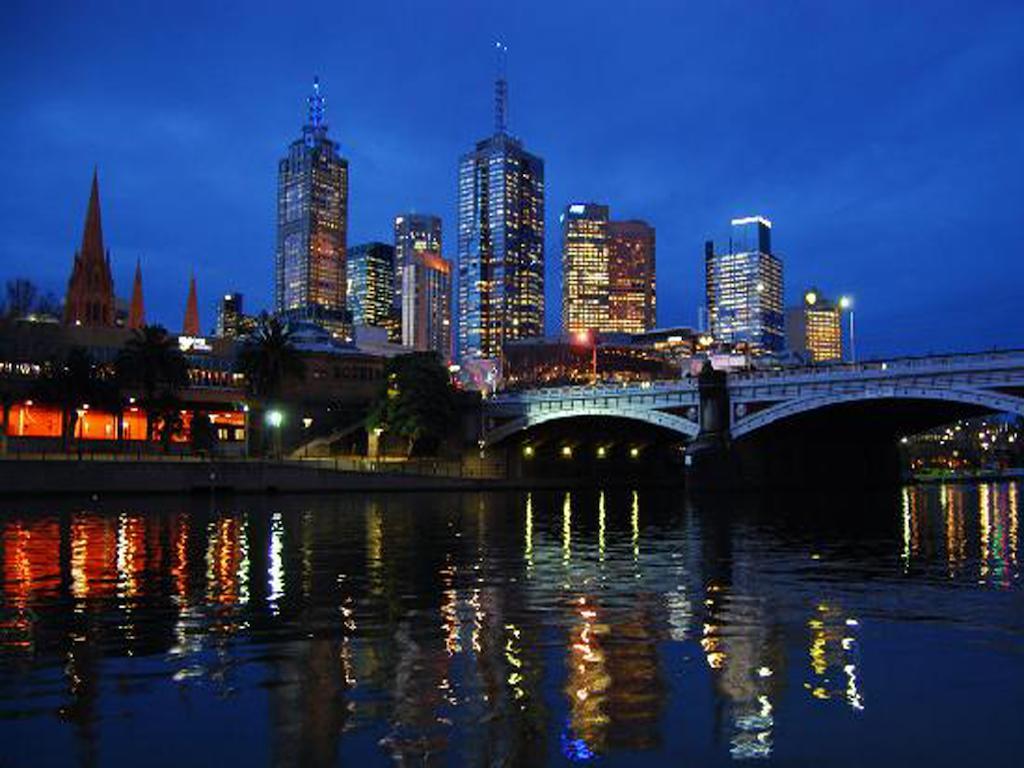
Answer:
[347, 242, 396, 330]
[705, 216, 784, 353]
[608, 220, 656, 333]
[275, 77, 350, 337]
[562, 203, 609, 335]
[402, 251, 452, 360]
[216, 293, 256, 339]
[786, 289, 842, 363]
[393, 214, 442, 341]
[64, 170, 115, 327]
[457, 52, 545, 362]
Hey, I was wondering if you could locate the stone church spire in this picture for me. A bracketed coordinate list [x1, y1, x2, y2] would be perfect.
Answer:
[63, 168, 115, 326]
[183, 273, 200, 336]
[128, 258, 145, 329]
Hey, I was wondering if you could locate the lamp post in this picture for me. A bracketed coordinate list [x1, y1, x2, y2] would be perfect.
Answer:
[839, 296, 856, 363]
[266, 409, 283, 459]
[574, 330, 597, 384]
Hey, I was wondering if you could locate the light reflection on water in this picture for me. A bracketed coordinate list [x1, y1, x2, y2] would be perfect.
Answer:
[0, 482, 1022, 767]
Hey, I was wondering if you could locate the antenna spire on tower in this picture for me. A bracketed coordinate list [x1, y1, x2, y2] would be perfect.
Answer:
[494, 41, 508, 135]
[308, 76, 325, 129]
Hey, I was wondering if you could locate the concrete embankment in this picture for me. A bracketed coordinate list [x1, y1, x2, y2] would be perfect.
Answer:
[0, 458, 508, 496]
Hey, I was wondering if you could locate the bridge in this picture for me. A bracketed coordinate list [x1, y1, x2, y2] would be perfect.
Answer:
[482, 350, 1024, 485]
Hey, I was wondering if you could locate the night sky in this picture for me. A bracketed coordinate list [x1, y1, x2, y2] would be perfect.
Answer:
[2, 1, 1021, 357]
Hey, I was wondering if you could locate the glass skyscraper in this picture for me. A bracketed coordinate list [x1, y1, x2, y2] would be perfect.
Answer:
[347, 242, 396, 330]
[786, 288, 842, 362]
[705, 216, 784, 353]
[457, 53, 544, 363]
[393, 213, 442, 341]
[402, 251, 452, 361]
[561, 203, 609, 335]
[275, 77, 349, 337]
[608, 219, 656, 334]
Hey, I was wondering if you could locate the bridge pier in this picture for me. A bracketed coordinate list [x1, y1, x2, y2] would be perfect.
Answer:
[685, 362, 740, 490]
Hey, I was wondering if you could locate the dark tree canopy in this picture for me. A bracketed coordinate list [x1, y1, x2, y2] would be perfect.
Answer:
[237, 314, 305, 402]
[368, 352, 456, 455]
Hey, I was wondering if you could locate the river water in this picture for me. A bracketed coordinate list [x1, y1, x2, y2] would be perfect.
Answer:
[0, 483, 1021, 766]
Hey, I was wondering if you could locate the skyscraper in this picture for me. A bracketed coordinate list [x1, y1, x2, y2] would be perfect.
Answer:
[217, 292, 248, 338]
[402, 250, 452, 361]
[457, 45, 545, 362]
[275, 77, 349, 337]
[705, 216, 784, 353]
[393, 214, 441, 341]
[64, 170, 115, 327]
[608, 220, 656, 333]
[347, 242, 396, 330]
[561, 203, 609, 335]
[786, 288, 842, 362]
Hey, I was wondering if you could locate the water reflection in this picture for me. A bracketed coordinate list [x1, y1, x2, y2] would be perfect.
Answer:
[0, 482, 1021, 766]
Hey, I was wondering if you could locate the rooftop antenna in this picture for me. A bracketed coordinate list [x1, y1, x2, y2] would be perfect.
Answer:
[305, 76, 327, 145]
[494, 41, 508, 134]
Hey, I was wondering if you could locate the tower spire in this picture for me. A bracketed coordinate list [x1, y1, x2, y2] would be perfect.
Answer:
[81, 167, 105, 261]
[128, 258, 145, 329]
[183, 272, 200, 336]
[304, 75, 327, 146]
[494, 41, 508, 135]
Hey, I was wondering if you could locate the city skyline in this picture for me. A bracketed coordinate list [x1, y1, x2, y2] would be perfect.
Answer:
[2, 2, 1023, 357]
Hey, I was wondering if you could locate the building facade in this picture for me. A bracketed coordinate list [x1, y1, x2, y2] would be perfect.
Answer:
[347, 242, 396, 330]
[402, 251, 452, 360]
[561, 203, 610, 335]
[457, 61, 544, 362]
[705, 216, 784, 353]
[216, 293, 256, 339]
[608, 220, 656, 333]
[274, 77, 350, 337]
[64, 170, 116, 327]
[393, 214, 441, 341]
[786, 289, 842, 363]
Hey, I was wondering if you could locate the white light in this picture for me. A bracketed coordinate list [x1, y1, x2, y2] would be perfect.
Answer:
[731, 215, 772, 228]
[266, 410, 283, 428]
[569, 204, 586, 215]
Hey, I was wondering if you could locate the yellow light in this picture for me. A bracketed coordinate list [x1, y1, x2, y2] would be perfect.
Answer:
[805, 290, 818, 306]
[629, 447, 640, 459]
[596, 446, 606, 458]
[523, 445, 535, 459]
[561, 445, 573, 459]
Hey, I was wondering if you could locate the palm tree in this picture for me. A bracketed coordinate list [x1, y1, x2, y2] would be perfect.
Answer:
[116, 325, 189, 442]
[236, 314, 305, 456]
[34, 347, 102, 451]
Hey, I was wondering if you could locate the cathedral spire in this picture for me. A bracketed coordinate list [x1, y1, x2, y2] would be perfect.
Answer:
[128, 258, 145, 330]
[183, 273, 200, 336]
[81, 167, 105, 265]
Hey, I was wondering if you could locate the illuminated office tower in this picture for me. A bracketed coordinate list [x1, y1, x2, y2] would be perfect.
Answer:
[216, 293, 244, 338]
[402, 251, 452, 360]
[347, 242, 396, 329]
[705, 216, 784, 353]
[561, 203, 610, 335]
[608, 219, 656, 333]
[457, 44, 545, 362]
[274, 77, 350, 337]
[393, 214, 441, 341]
[786, 288, 842, 362]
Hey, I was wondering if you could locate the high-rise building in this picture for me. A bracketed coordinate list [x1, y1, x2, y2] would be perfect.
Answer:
[786, 289, 842, 363]
[217, 292, 246, 338]
[457, 46, 545, 362]
[561, 206, 657, 336]
[608, 219, 656, 333]
[705, 216, 784, 353]
[275, 77, 349, 337]
[393, 214, 441, 341]
[347, 242, 396, 329]
[64, 170, 115, 327]
[402, 250, 452, 360]
[561, 203, 609, 335]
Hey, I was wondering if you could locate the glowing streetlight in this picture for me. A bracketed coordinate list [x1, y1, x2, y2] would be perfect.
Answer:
[573, 330, 598, 384]
[804, 290, 818, 306]
[839, 295, 856, 363]
[561, 445, 573, 459]
[523, 445, 535, 459]
[265, 410, 283, 428]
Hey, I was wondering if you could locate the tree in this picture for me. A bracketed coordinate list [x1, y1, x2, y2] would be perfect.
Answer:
[116, 325, 189, 442]
[368, 352, 456, 456]
[4, 278, 38, 319]
[236, 314, 305, 457]
[33, 347, 103, 450]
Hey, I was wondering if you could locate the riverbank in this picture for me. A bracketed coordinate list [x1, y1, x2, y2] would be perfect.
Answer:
[0, 456, 686, 496]
[912, 468, 1024, 484]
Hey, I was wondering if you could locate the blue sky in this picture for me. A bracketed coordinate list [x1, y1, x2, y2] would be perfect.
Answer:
[1, 0, 1022, 357]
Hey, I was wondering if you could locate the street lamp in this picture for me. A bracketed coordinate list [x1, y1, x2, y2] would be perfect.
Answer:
[839, 296, 856, 363]
[266, 409, 283, 458]
[574, 329, 597, 384]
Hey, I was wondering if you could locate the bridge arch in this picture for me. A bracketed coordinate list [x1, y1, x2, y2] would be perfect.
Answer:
[731, 386, 1024, 441]
[484, 406, 699, 447]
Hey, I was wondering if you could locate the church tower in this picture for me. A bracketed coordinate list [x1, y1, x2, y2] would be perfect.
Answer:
[128, 258, 146, 329]
[183, 273, 200, 336]
[63, 170, 116, 326]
